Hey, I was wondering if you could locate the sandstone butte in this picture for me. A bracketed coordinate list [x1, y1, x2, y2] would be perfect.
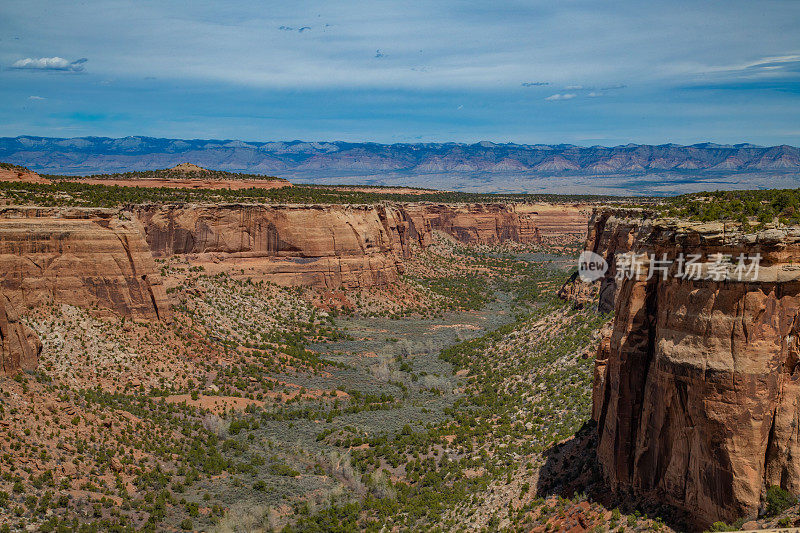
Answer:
[0, 201, 587, 374]
[170, 163, 209, 172]
[582, 208, 800, 528]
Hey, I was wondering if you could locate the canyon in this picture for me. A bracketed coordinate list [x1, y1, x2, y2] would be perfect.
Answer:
[10, 171, 800, 529]
[586, 209, 800, 527]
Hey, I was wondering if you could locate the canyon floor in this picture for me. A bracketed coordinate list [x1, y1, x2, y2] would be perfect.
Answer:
[0, 227, 645, 533]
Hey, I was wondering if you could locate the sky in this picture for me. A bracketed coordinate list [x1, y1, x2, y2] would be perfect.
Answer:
[0, 0, 799, 146]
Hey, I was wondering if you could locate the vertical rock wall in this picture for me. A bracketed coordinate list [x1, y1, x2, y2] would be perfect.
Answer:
[589, 210, 800, 526]
[0, 207, 170, 321]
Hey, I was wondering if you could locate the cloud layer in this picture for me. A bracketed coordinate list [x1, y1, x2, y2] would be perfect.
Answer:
[0, 1, 797, 145]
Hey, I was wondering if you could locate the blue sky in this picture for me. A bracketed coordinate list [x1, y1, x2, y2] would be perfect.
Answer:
[1, 0, 799, 146]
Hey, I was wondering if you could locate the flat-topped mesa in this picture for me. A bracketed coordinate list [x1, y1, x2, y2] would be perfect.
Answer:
[0, 207, 170, 321]
[132, 203, 419, 289]
[589, 208, 800, 527]
[0, 291, 40, 376]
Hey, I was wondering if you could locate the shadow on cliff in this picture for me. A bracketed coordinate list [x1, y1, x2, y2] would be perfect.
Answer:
[536, 420, 693, 531]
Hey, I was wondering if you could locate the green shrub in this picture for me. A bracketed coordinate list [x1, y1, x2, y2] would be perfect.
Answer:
[765, 485, 797, 517]
[707, 521, 735, 532]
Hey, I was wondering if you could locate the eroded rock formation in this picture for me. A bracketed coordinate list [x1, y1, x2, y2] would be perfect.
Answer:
[0, 292, 40, 375]
[0, 165, 50, 184]
[0, 207, 170, 320]
[0, 201, 586, 324]
[590, 209, 800, 527]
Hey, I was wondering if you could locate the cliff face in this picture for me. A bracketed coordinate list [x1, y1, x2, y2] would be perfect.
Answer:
[401, 203, 587, 246]
[0, 207, 170, 320]
[590, 210, 800, 526]
[132, 202, 587, 289]
[0, 292, 40, 375]
[0, 202, 585, 323]
[132, 204, 417, 289]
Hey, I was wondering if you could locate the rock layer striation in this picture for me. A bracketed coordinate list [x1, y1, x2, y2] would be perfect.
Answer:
[133, 204, 415, 289]
[401, 203, 587, 246]
[133, 202, 588, 288]
[0, 207, 170, 320]
[589, 209, 800, 526]
[0, 202, 586, 323]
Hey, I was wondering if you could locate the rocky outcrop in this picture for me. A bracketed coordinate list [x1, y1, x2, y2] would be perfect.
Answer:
[0, 292, 40, 375]
[0, 207, 170, 320]
[401, 203, 587, 246]
[557, 208, 649, 312]
[590, 209, 800, 527]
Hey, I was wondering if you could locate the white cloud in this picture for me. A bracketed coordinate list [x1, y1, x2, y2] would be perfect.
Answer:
[726, 54, 800, 72]
[11, 57, 87, 72]
[564, 85, 583, 90]
[545, 93, 577, 101]
[27, 95, 46, 100]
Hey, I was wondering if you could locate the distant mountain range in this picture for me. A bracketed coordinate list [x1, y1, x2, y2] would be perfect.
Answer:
[2, 136, 798, 176]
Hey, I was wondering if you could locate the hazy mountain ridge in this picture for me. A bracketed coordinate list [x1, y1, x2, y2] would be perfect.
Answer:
[2, 136, 798, 176]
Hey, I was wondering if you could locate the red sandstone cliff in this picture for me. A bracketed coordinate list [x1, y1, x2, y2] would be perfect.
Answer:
[131, 204, 415, 289]
[589, 209, 800, 526]
[401, 203, 587, 246]
[131, 202, 588, 289]
[0, 292, 40, 375]
[0, 201, 586, 323]
[0, 207, 170, 321]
